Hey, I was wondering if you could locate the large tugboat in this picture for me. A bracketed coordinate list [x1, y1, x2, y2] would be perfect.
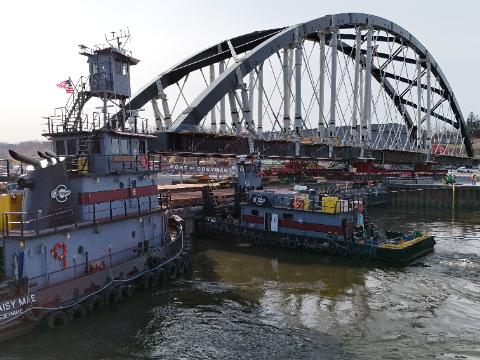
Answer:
[0, 32, 190, 340]
[202, 157, 435, 263]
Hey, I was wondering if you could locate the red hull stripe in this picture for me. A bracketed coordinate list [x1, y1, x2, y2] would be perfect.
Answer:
[78, 185, 157, 205]
[241, 214, 265, 224]
[242, 215, 343, 234]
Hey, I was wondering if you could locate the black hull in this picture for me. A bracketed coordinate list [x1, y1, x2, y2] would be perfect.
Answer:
[201, 219, 435, 265]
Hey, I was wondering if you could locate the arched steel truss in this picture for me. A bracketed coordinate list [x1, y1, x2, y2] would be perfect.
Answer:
[124, 13, 473, 157]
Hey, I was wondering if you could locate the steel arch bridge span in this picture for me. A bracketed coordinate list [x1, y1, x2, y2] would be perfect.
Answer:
[126, 13, 473, 158]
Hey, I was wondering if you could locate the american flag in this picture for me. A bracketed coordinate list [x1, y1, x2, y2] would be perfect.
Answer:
[56, 79, 74, 94]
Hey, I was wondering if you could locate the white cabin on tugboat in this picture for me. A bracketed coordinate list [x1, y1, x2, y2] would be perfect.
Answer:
[0, 32, 189, 340]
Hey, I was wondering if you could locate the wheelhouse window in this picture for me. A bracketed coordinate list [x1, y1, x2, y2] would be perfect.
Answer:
[120, 139, 129, 154]
[55, 140, 65, 155]
[92, 139, 101, 154]
[132, 139, 139, 155]
[111, 138, 120, 154]
[283, 213, 293, 220]
[251, 209, 259, 215]
[67, 139, 77, 155]
[115, 61, 122, 75]
[122, 63, 128, 76]
[139, 140, 146, 154]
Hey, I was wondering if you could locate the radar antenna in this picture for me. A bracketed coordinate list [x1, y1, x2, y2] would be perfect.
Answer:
[105, 28, 131, 51]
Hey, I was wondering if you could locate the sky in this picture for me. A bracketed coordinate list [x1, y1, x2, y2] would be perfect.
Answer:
[0, 0, 478, 142]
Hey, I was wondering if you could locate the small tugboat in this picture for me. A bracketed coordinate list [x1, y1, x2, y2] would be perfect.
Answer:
[202, 157, 435, 264]
[0, 32, 190, 340]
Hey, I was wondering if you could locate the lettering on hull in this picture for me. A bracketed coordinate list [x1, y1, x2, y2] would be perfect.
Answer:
[0, 294, 37, 323]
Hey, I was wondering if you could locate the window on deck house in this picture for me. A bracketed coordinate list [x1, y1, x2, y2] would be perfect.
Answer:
[67, 139, 77, 155]
[120, 139, 129, 154]
[111, 138, 120, 155]
[139, 140, 146, 154]
[55, 140, 65, 155]
[132, 139, 139, 155]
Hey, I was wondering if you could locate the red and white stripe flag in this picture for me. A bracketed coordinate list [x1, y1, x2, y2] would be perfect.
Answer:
[56, 79, 74, 94]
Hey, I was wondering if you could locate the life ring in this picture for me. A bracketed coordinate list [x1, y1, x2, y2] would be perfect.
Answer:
[292, 198, 304, 209]
[140, 155, 149, 168]
[51, 242, 68, 268]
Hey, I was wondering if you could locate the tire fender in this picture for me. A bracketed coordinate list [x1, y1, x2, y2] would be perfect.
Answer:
[104, 286, 122, 304]
[85, 294, 105, 313]
[167, 261, 178, 280]
[176, 256, 185, 275]
[67, 303, 87, 320]
[47, 310, 69, 329]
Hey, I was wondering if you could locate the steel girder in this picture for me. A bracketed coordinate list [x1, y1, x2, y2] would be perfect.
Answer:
[149, 132, 475, 166]
[126, 13, 473, 157]
[123, 28, 284, 115]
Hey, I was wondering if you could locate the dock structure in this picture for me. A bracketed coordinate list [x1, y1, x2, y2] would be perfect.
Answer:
[161, 183, 234, 235]
[388, 184, 480, 209]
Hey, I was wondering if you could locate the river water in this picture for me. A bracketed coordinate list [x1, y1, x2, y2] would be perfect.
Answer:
[1, 206, 479, 359]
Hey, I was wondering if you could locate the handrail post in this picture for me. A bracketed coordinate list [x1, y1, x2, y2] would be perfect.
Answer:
[4, 213, 7, 238]
[137, 198, 141, 215]
[109, 201, 113, 220]
[92, 204, 96, 224]
[124, 199, 127, 218]
[36, 210, 42, 234]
